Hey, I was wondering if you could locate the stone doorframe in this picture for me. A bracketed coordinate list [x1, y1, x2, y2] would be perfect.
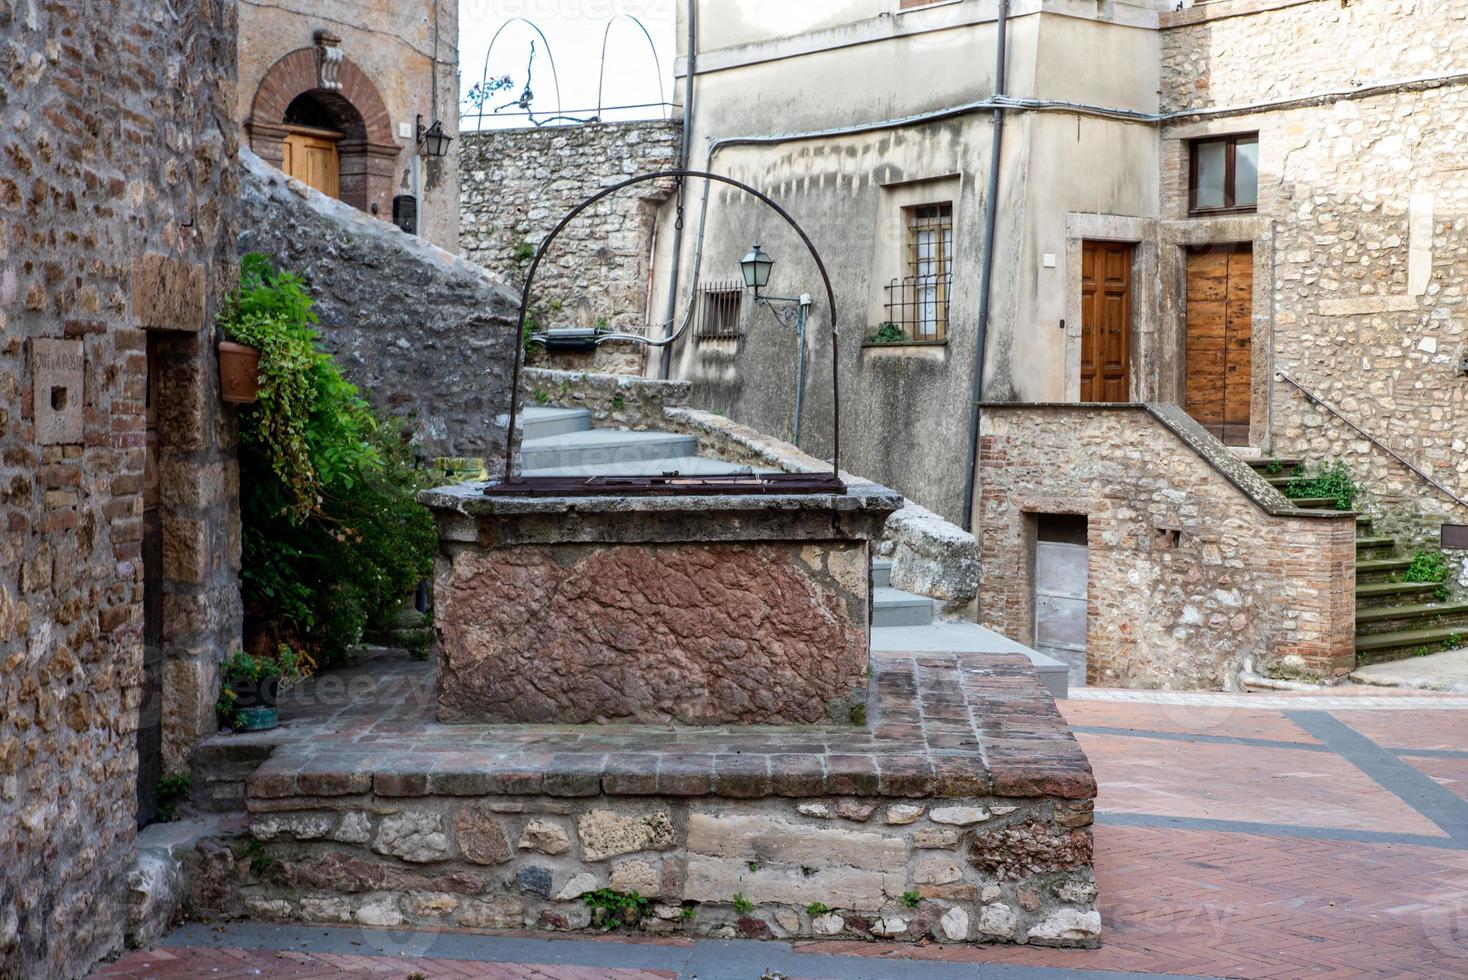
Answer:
[1157, 215, 1275, 451]
[247, 48, 401, 219]
[1063, 213, 1159, 403]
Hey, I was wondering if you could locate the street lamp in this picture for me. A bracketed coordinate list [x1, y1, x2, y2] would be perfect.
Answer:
[417, 115, 453, 158]
[740, 241, 774, 294]
[739, 241, 812, 447]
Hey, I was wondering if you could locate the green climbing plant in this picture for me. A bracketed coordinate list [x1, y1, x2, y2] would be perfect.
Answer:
[1281, 460, 1361, 511]
[1403, 549, 1453, 601]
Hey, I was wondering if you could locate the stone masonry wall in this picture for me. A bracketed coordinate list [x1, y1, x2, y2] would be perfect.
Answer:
[238, 149, 519, 458]
[0, 0, 241, 976]
[460, 121, 682, 376]
[978, 406, 1357, 688]
[1160, 0, 1468, 571]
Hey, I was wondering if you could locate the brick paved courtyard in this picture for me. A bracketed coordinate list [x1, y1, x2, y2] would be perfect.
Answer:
[99, 690, 1468, 979]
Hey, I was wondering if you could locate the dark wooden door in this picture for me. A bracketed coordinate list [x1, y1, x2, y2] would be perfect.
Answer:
[1185, 244, 1253, 444]
[1080, 241, 1133, 402]
[137, 339, 163, 826]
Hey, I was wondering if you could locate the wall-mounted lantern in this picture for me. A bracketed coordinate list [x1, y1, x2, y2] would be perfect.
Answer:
[417, 115, 453, 158]
[740, 241, 774, 294]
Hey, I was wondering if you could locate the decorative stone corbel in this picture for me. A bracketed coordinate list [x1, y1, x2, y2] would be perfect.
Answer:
[314, 29, 343, 91]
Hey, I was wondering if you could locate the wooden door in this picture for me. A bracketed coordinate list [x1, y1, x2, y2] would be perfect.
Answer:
[282, 127, 341, 199]
[1080, 241, 1133, 402]
[137, 338, 163, 826]
[1185, 244, 1253, 444]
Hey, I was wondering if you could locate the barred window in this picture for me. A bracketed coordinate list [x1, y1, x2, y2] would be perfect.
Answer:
[883, 202, 952, 341]
[695, 280, 743, 340]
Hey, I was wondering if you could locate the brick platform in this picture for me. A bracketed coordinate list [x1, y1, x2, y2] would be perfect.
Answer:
[198, 650, 1098, 946]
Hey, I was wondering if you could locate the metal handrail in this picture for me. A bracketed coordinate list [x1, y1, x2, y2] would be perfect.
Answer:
[1275, 369, 1468, 511]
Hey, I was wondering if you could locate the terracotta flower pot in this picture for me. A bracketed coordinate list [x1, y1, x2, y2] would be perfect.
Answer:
[218, 340, 261, 404]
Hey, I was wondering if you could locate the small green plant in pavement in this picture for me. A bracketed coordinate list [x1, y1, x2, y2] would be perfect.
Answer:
[732, 893, 754, 915]
[582, 889, 650, 931]
[1281, 460, 1361, 511]
[804, 902, 830, 916]
[901, 890, 921, 908]
[1403, 549, 1452, 601]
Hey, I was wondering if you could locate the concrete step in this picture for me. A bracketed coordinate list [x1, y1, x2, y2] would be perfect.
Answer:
[1356, 624, 1468, 665]
[870, 620, 1070, 700]
[1355, 602, 1468, 635]
[518, 429, 699, 471]
[518, 406, 592, 440]
[519, 455, 754, 478]
[1355, 536, 1397, 555]
[872, 558, 893, 589]
[1355, 580, 1444, 608]
[1356, 557, 1414, 583]
[872, 587, 936, 628]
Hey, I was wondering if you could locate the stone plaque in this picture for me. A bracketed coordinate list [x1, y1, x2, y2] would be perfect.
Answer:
[1443, 524, 1468, 551]
[32, 338, 84, 445]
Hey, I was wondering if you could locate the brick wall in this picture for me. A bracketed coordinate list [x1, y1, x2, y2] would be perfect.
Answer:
[978, 406, 1357, 688]
[1160, 0, 1468, 555]
[459, 121, 682, 375]
[0, 0, 241, 976]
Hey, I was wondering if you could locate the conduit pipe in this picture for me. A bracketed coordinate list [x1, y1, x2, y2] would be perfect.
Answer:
[656, 0, 697, 379]
[961, 0, 1010, 533]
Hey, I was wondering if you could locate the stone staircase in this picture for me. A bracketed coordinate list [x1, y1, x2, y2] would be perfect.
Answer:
[518, 407, 1069, 697]
[1243, 456, 1468, 666]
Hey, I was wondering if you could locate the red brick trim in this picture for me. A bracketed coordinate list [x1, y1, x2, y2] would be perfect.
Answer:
[247, 48, 402, 218]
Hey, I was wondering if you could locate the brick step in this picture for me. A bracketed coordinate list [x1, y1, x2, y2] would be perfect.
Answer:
[1355, 624, 1468, 666]
[1354, 601, 1468, 635]
[1354, 536, 1397, 555]
[1355, 580, 1444, 608]
[1356, 558, 1415, 583]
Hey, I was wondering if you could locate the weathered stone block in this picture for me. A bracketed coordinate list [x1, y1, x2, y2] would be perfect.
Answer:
[578, 809, 677, 862]
[31, 339, 84, 446]
[373, 810, 450, 863]
[131, 254, 206, 331]
[455, 805, 511, 865]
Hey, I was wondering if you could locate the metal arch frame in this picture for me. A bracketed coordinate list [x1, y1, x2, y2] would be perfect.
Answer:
[502, 168, 841, 485]
[473, 18, 564, 128]
[595, 14, 667, 122]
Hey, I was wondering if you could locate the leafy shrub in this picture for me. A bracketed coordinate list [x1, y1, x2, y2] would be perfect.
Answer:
[869, 321, 906, 345]
[1403, 549, 1452, 601]
[223, 254, 436, 667]
[155, 773, 190, 823]
[1282, 460, 1360, 511]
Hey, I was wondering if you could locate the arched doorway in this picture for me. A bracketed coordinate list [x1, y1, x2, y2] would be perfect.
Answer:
[247, 47, 400, 218]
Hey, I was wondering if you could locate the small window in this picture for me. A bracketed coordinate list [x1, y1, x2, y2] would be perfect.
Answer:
[695, 280, 742, 340]
[883, 202, 953, 341]
[899, 0, 946, 7]
[1189, 134, 1258, 214]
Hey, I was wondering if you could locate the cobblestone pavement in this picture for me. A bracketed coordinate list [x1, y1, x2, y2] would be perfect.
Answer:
[98, 690, 1468, 979]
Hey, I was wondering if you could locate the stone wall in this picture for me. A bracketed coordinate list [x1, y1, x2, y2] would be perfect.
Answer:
[978, 405, 1358, 688]
[0, 0, 241, 975]
[460, 121, 682, 375]
[238, 149, 519, 458]
[1159, 0, 1468, 557]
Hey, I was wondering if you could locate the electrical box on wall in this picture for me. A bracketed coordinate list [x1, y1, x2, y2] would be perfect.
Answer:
[32, 338, 84, 445]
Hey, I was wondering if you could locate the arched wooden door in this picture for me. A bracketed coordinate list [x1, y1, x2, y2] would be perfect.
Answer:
[281, 126, 341, 199]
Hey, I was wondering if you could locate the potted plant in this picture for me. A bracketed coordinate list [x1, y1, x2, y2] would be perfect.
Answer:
[218, 645, 308, 732]
[218, 339, 261, 404]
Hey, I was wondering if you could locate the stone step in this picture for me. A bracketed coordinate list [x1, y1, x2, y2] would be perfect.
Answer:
[1356, 624, 1468, 666]
[518, 406, 592, 441]
[1355, 580, 1444, 607]
[1355, 601, 1468, 635]
[872, 558, 893, 589]
[518, 429, 699, 471]
[1357, 514, 1373, 530]
[870, 620, 1070, 700]
[1239, 455, 1303, 472]
[1287, 496, 1346, 510]
[872, 587, 936, 628]
[1355, 535, 1397, 555]
[519, 455, 754, 479]
[1356, 558, 1414, 583]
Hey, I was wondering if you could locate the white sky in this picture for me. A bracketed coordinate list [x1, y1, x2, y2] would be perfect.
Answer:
[459, 0, 676, 130]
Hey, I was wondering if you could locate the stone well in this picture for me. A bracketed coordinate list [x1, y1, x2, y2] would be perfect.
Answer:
[208, 481, 1100, 946]
[419, 482, 902, 725]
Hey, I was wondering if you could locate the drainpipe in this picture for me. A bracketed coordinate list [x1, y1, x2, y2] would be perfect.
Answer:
[960, 0, 1009, 532]
[657, 0, 697, 380]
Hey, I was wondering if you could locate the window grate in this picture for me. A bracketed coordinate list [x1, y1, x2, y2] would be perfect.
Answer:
[882, 202, 953, 341]
[695, 280, 743, 340]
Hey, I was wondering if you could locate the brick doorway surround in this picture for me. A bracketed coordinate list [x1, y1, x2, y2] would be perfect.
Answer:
[247, 48, 400, 219]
